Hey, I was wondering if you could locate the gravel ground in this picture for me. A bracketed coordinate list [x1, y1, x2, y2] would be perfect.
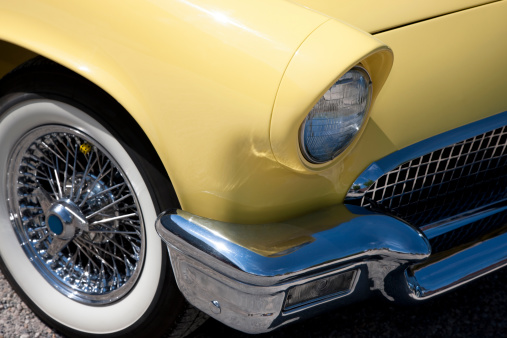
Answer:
[0, 272, 60, 338]
[1, 267, 506, 337]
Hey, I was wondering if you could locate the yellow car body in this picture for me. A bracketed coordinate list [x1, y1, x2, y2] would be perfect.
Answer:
[0, 0, 506, 335]
[0, 0, 504, 225]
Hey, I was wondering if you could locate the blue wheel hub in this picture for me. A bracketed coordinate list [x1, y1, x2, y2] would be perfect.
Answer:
[47, 215, 64, 235]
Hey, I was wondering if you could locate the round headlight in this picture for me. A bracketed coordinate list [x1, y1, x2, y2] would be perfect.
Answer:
[299, 67, 372, 164]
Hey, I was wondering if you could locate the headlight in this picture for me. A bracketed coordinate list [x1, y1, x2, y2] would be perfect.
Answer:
[299, 66, 372, 164]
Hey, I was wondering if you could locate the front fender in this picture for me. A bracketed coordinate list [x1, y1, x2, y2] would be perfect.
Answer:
[0, 0, 391, 223]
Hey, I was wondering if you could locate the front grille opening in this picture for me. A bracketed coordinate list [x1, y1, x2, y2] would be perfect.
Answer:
[356, 125, 507, 228]
[349, 124, 507, 252]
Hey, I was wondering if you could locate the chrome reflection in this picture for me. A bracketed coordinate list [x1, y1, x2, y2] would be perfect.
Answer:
[156, 205, 430, 333]
[407, 225, 507, 299]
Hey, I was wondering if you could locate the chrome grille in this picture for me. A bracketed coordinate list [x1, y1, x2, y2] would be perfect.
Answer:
[357, 125, 507, 228]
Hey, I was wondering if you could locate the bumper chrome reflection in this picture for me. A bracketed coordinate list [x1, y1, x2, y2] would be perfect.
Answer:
[155, 205, 430, 333]
[406, 226, 507, 299]
[156, 203, 507, 333]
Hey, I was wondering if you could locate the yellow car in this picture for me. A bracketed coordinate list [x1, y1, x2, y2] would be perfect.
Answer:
[0, 0, 506, 336]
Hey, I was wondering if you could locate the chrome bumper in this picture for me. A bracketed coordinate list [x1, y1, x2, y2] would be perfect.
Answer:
[156, 205, 429, 333]
[156, 205, 507, 333]
[156, 205, 430, 333]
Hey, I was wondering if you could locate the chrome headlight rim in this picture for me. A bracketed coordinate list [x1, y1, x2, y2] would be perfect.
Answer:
[299, 65, 373, 165]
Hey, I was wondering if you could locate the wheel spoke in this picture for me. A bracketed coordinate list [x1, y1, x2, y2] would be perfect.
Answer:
[40, 141, 67, 169]
[74, 150, 94, 202]
[53, 152, 63, 199]
[70, 143, 79, 198]
[45, 164, 60, 199]
[81, 182, 125, 205]
[62, 138, 70, 196]
[85, 193, 132, 219]
[79, 159, 111, 207]
[89, 212, 137, 226]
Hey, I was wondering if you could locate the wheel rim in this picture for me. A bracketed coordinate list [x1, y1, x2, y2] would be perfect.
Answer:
[6, 125, 145, 305]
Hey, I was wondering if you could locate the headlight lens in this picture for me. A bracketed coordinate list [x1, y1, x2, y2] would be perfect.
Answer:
[299, 67, 372, 164]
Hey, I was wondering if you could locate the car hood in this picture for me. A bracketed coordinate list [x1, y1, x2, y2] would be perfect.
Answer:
[291, 0, 498, 33]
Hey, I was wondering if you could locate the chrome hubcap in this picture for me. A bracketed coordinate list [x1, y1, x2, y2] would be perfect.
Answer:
[7, 126, 145, 304]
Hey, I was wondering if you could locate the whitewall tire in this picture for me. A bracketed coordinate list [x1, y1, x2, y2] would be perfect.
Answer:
[0, 58, 206, 337]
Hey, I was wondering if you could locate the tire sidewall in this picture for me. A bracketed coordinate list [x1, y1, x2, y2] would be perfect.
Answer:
[0, 95, 167, 334]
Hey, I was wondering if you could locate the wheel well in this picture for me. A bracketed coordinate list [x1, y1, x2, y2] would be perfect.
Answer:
[0, 40, 38, 79]
[0, 42, 179, 212]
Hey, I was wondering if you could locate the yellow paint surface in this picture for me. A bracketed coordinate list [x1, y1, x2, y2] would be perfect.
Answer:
[291, 0, 498, 33]
[0, 0, 506, 224]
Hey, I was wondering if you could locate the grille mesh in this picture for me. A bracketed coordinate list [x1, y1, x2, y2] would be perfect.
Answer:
[357, 125, 507, 228]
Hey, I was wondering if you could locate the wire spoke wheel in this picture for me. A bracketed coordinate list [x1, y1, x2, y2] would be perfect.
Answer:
[7, 126, 145, 304]
[0, 59, 206, 337]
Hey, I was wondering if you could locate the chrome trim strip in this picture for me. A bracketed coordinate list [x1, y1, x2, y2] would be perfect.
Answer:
[406, 227, 507, 299]
[346, 111, 507, 200]
[420, 199, 507, 239]
[156, 205, 430, 333]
